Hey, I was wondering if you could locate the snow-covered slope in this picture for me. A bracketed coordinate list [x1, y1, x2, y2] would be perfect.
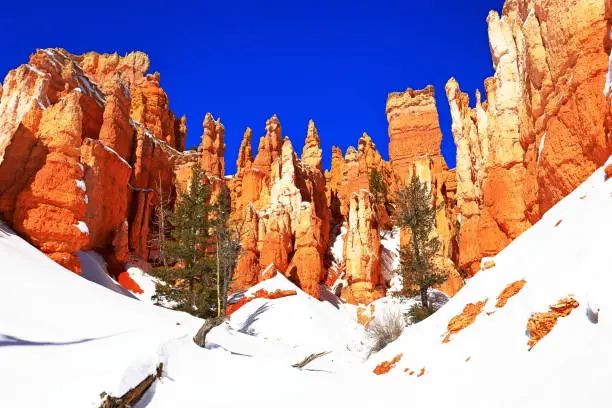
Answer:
[0, 222, 202, 407]
[77, 250, 137, 299]
[208, 274, 369, 368]
[367, 156, 612, 407]
[1, 157, 610, 408]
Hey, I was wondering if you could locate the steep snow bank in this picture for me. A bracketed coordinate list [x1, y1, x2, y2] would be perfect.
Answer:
[368, 156, 612, 407]
[77, 250, 136, 299]
[0, 223, 202, 407]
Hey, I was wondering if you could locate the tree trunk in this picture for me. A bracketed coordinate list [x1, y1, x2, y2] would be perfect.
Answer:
[193, 316, 225, 347]
[420, 286, 428, 309]
[216, 237, 222, 317]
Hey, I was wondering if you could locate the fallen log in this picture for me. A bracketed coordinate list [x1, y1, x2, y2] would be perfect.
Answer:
[99, 363, 163, 408]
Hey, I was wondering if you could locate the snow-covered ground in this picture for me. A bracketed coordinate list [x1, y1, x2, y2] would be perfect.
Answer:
[0, 156, 610, 407]
[0, 223, 202, 407]
[366, 156, 612, 407]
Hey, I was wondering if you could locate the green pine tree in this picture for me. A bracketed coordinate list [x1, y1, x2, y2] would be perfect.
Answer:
[369, 167, 393, 216]
[151, 163, 217, 318]
[394, 172, 447, 309]
[213, 184, 241, 317]
[369, 168, 387, 203]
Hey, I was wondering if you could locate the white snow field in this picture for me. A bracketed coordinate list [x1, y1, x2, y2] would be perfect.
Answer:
[0, 223, 202, 407]
[0, 156, 610, 407]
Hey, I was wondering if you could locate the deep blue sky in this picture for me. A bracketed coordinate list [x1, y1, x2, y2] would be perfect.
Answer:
[3, 1, 504, 174]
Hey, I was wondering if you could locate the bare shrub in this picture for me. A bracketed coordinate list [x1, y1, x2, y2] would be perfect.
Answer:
[366, 308, 406, 356]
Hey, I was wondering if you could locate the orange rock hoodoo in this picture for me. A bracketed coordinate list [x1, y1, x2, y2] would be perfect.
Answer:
[0, 48, 188, 274]
[385, 86, 463, 295]
[341, 190, 385, 304]
[231, 118, 330, 299]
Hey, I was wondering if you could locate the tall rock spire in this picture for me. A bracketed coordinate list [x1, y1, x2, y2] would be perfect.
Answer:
[198, 112, 225, 178]
[236, 127, 254, 174]
[301, 119, 322, 171]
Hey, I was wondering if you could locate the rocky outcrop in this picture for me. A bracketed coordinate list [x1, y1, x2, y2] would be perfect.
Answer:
[301, 120, 322, 171]
[130, 72, 185, 150]
[230, 119, 330, 299]
[240, 115, 282, 210]
[341, 190, 385, 304]
[287, 203, 326, 298]
[373, 354, 403, 375]
[495, 279, 526, 308]
[80, 138, 131, 255]
[326, 133, 394, 222]
[98, 77, 133, 161]
[386, 86, 443, 183]
[198, 113, 225, 178]
[232, 204, 261, 291]
[79, 51, 149, 91]
[447, 0, 612, 274]
[527, 297, 579, 350]
[226, 288, 298, 316]
[384, 86, 462, 295]
[0, 48, 189, 274]
[442, 299, 488, 343]
[4, 5, 610, 306]
[230, 127, 254, 215]
[12, 92, 91, 273]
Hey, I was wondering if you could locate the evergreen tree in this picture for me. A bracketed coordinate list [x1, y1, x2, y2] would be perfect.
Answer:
[369, 167, 393, 216]
[151, 164, 217, 318]
[369, 168, 387, 203]
[213, 184, 241, 317]
[150, 173, 171, 267]
[394, 172, 447, 309]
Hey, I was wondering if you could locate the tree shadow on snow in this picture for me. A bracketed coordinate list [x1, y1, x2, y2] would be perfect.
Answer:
[237, 303, 271, 335]
[0, 331, 131, 347]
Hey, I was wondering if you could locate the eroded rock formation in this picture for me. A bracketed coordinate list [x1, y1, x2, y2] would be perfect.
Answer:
[447, 0, 612, 274]
[0, 48, 188, 275]
[231, 119, 330, 299]
[385, 86, 462, 295]
[386, 85, 443, 182]
[3, 0, 611, 308]
[341, 190, 385, 304]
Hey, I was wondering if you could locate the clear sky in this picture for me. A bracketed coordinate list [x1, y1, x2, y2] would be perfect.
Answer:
[3, 1, 504, 174]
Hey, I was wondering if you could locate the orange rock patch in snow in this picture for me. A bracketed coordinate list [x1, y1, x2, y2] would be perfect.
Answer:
[356, 304, 376, 327]
[604, 164, 612, 181]
[373, 353, 402, 375]
[482, 260, 496, 270]
[417, 367, 426, 377]
[527, 297, 579, 350]
[495, 280, 527, 308]
[442, 299, 488, 343]
[117, 271, 144, 294]
[226, 289, 297, 315]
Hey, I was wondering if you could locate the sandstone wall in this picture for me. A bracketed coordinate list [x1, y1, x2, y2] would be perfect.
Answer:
[0, 48, 189, 275]
[446, 0, 612, 274]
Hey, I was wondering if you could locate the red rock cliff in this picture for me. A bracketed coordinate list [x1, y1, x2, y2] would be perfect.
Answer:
[446, 0, 612, 274]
